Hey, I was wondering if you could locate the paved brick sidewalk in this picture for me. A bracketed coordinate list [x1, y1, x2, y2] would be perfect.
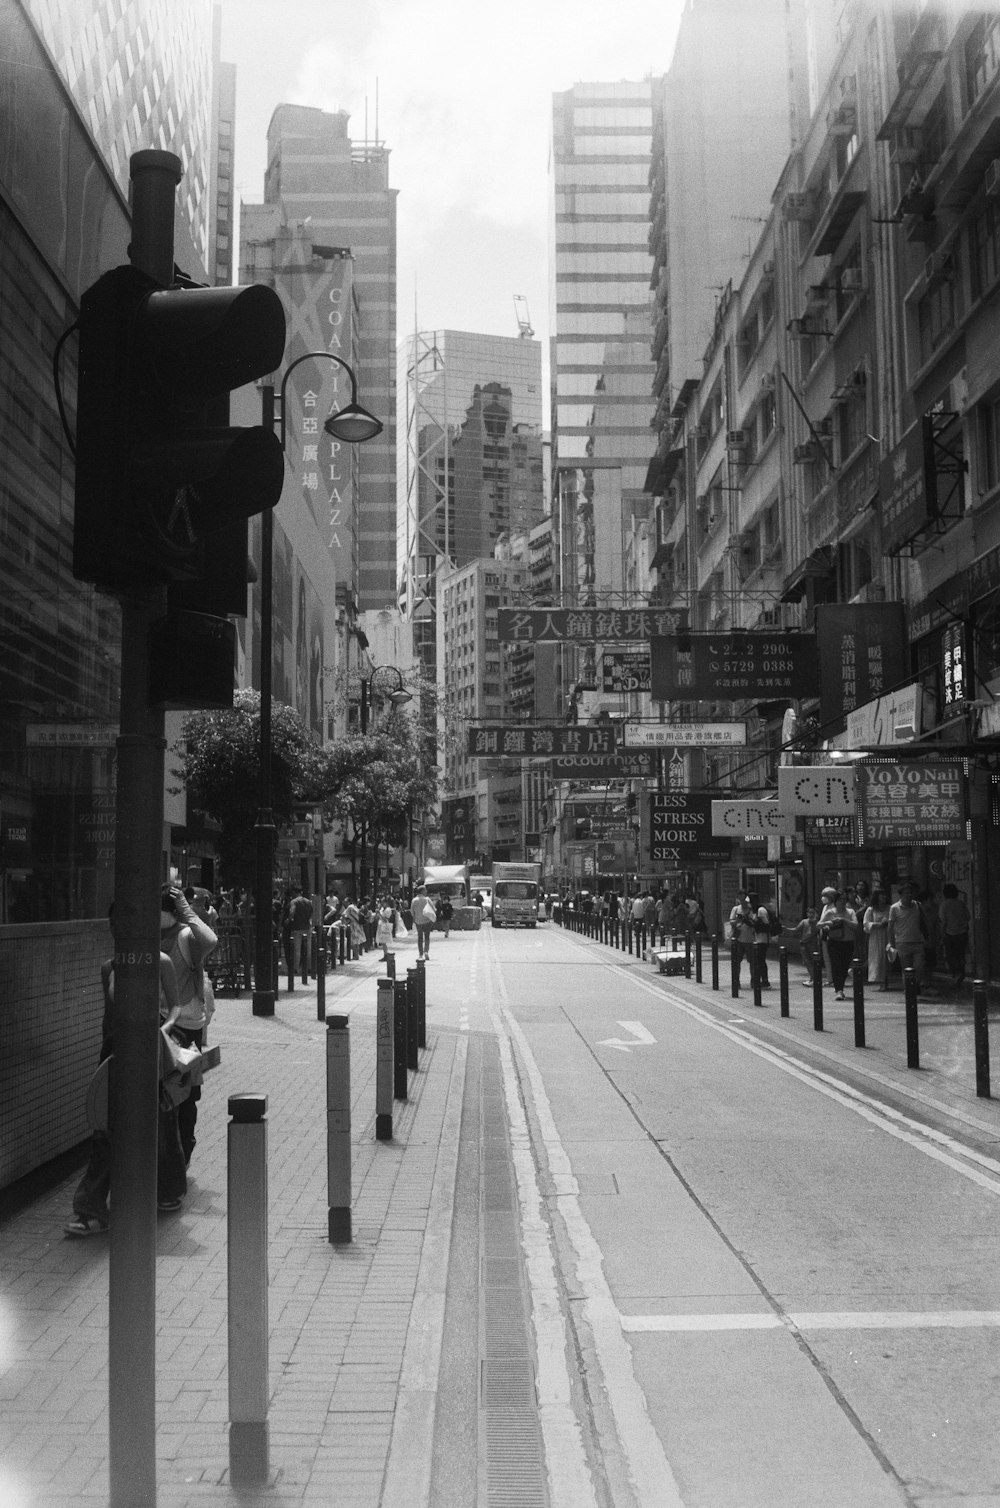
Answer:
[0, 941, 464, 1508]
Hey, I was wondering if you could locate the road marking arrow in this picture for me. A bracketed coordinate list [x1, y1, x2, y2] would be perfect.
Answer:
[597, 1021, 656, 1052]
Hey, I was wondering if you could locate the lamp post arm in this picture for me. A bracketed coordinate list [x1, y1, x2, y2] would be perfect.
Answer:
[277, 352, 360, 451]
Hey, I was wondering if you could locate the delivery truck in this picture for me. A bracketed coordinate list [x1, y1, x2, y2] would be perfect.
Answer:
[491, 861, 541, 929]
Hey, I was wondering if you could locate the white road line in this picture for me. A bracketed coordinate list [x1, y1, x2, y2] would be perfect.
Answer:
[622, 1310, 1000, 1333]
[614, 965, 1000, 1198]
[492, 955, 686, 1508]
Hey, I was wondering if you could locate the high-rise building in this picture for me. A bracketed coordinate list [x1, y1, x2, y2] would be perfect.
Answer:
[549, 80, 656, 607]
[209, 5, 236, 287]
[245, 104, 397, 610]
[398, 329, 544, 676]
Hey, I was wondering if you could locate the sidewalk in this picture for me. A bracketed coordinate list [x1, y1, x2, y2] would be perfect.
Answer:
[0, 936, 465, 1508]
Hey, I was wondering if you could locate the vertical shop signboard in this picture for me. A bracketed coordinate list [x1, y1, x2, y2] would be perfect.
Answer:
[858, 760, 966, 845]
[815, 602, 908, 730]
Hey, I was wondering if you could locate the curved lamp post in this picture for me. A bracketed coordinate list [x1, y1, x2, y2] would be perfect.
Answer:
[253, 352, 382, 1018]
[358, 665, 412, 896]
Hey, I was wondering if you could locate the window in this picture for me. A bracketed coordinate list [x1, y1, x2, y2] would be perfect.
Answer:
[976, 392, 1000, 494]
[917, 267, 957, 365]
[971, 200, 1000, 298]
[759, 391, 777, 441]
[966, 13, 1000, 108]
[837, 386, 866, 461]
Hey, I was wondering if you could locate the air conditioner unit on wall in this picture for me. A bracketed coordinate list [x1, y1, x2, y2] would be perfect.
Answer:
[726, 429, 748, 449]
[783, 192, 813, 221]
[793, 442, 817, 463]
[840, 267, 864, 292]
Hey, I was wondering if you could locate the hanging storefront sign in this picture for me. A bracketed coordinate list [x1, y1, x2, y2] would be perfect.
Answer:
[650, 632, 817, 701]
[620, 721, 746, 748]
[846, 683, 928, 746]
[815, 602, 908, 728]
[711, 801, 797, 837]
[467, 725, 616, 757]
[648, 794, 732, 863]
[858, 759, 966, 845]
[549, 751, 658, 779]
[497, 607, 689, 643]
[602, 650, 650, 692]
[879, 417, 935, 554]
[777, 766, 856, 816]
[941, 621, 969, 713]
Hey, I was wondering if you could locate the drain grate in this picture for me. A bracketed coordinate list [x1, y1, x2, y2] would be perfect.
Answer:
[485, 1412, 547, 1507]
[481, 1357, 536, 1409]
[483, 1256, 521, 1287]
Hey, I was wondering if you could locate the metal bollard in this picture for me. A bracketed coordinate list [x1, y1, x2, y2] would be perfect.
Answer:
[326, 1014, 351, 1243]
[779, 946, 789, 1017]
[752, 953, 762, 1008]
[376, 979, 394, 1140]
[852, 963, 866, 1048]
[685, 936, 692, 979]
[812, 954, 824, 1032]
[627, 922, 634, 956]
[973, 979, 991, 1099]
[695, 933, 703, 984]
[730, 945, 739, 999]
[228, 1093, 269, 1487]
[385, 952, 396, 981]
[904, 968, 920, 1069]
[315, 924, 326, 1022]
[416, 957, 427, 1049]
[393, 980, 408, 1101]
[711, 934, 719, 991]
[406, 968, 419, 1071]
[339, 923, 346, 966]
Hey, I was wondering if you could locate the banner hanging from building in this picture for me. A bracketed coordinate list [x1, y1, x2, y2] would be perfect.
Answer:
[858, 759, 966, 845]
[648, 794, 732, 863]
[650, 632, 818, 701]
[621, 722, 746, 748]
[879, 417, 935, 555]
[467, 725, 617, 757]
[814, 602, 907, 729]
[498, 607, 689, 643]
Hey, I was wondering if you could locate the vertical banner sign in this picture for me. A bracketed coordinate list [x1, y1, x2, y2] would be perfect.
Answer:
[941, 621, 968, 713]
[814, 603, 907, 729]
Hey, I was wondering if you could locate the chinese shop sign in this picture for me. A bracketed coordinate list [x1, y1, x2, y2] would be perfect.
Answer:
[648, 795, 732, 863]
[498, 607, 689, 643]
[858, 760, 966, 845]
[466, 725, 617, 757]
[621, 722, 746, 748]
[815, 603, 907, 728]
[941, 621, 969, 713]
[878, 418, 935, 555]
[650, 633, 818, 701]
[602, 650, 650, 692]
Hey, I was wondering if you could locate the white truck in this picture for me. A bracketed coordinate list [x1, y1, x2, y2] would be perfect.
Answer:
[491, 861, 541, 929]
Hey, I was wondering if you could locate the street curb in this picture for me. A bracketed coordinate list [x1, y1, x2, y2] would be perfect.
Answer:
[381, 1031, 468, 1508]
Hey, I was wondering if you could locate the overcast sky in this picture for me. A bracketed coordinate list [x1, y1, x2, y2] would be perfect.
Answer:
[222, 0, 684, 351]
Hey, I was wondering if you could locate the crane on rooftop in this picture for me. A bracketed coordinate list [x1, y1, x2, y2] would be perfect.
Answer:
[513, 294, 534, 338]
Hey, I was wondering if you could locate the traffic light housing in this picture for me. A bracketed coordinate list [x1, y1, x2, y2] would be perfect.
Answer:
[73, 265, 286, 593]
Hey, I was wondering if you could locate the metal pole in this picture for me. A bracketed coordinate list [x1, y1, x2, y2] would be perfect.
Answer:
[779, 946, 789, 1017]
[326, 1014, 352, 1242]
[711, 934, 719, 991]
[852, 962, 866, 1048]
[107, 149, 182, 1508]
[904, 968, 920, 1069]
[973, 979, 991, 1099]
[406, 968, 419, 1071]
[684, 934, 692, 979]
[730, 941, 739, 999]
[416, 955, 427, 1048]
[812, 954, 824, 1031]
[252, 387, 276, 1019]
[695, 933, 702, 984]
[228, 1094, 269, 1486]
[376, 979, 394, 1140]
[393, 980, 408, 1100]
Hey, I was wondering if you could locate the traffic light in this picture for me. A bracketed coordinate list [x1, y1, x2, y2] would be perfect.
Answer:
[73, 265, 286, 592]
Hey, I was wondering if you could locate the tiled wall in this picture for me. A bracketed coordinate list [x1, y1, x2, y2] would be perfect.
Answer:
[0, 922, 109, 1189]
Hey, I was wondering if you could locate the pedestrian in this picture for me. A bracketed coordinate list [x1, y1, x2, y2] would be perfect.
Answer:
[287, 885, 314, 982]
[64, 912, 188, 1235]
[410, 883, 437, 959]
[341, 897, 365, 956]
[747, 891, 773, 988]
[159, 882, 217, 1167]
[794, 908, 821, 983]
[728, 895, 756, 988]
[863, 888, 891, 990]
[939, 883, 970, 984]
[438, 892, 454, 937]
[888, 881, 931, 995]
[919, 889, 942, 972]
[375, 896, 395, 959]
[818, 889, 859, 999]
[656, 892, 672, 945]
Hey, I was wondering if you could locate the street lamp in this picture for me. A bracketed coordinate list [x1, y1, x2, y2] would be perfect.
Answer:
[252, 352, 382, 1018]
[358, 665, 413, 896]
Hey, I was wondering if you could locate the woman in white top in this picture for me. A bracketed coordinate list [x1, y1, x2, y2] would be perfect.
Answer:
[863, 889, 891, 990]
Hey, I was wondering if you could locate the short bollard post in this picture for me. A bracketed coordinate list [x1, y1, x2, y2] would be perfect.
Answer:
[812, 957, 824, 1032]
[385, 952, 396, 981]
[730, 945, 739, 999]
[752, 955, 762, 1008]
[627, 922, 634, 956]
[973, 980, 991, 1099]
[315, 923, 326, 1023]
[779, 946, 789, 1017]
[228, 1093, 269, 1487]
[405, 968, 419, 1071]
[326, 1014, 352, 1243]
[852, 963, 866, 1048]
[904, 968, 920, 1069]
[416, 956, 427, 1049]
[695, 933, 703, 984]
[711, 934, 719, 991]
[393, 980, 408, 1101]
[684, 936, 692, 979]
[376, 979, 394, 1140]
[339, 924, 346, 966]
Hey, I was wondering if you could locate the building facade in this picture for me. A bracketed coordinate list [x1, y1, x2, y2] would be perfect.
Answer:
[247, 104, 398, 611]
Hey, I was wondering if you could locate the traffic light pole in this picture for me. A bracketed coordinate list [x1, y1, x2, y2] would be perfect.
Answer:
[252, 385, 277, 1017]
[107, 149, 181, 1508]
